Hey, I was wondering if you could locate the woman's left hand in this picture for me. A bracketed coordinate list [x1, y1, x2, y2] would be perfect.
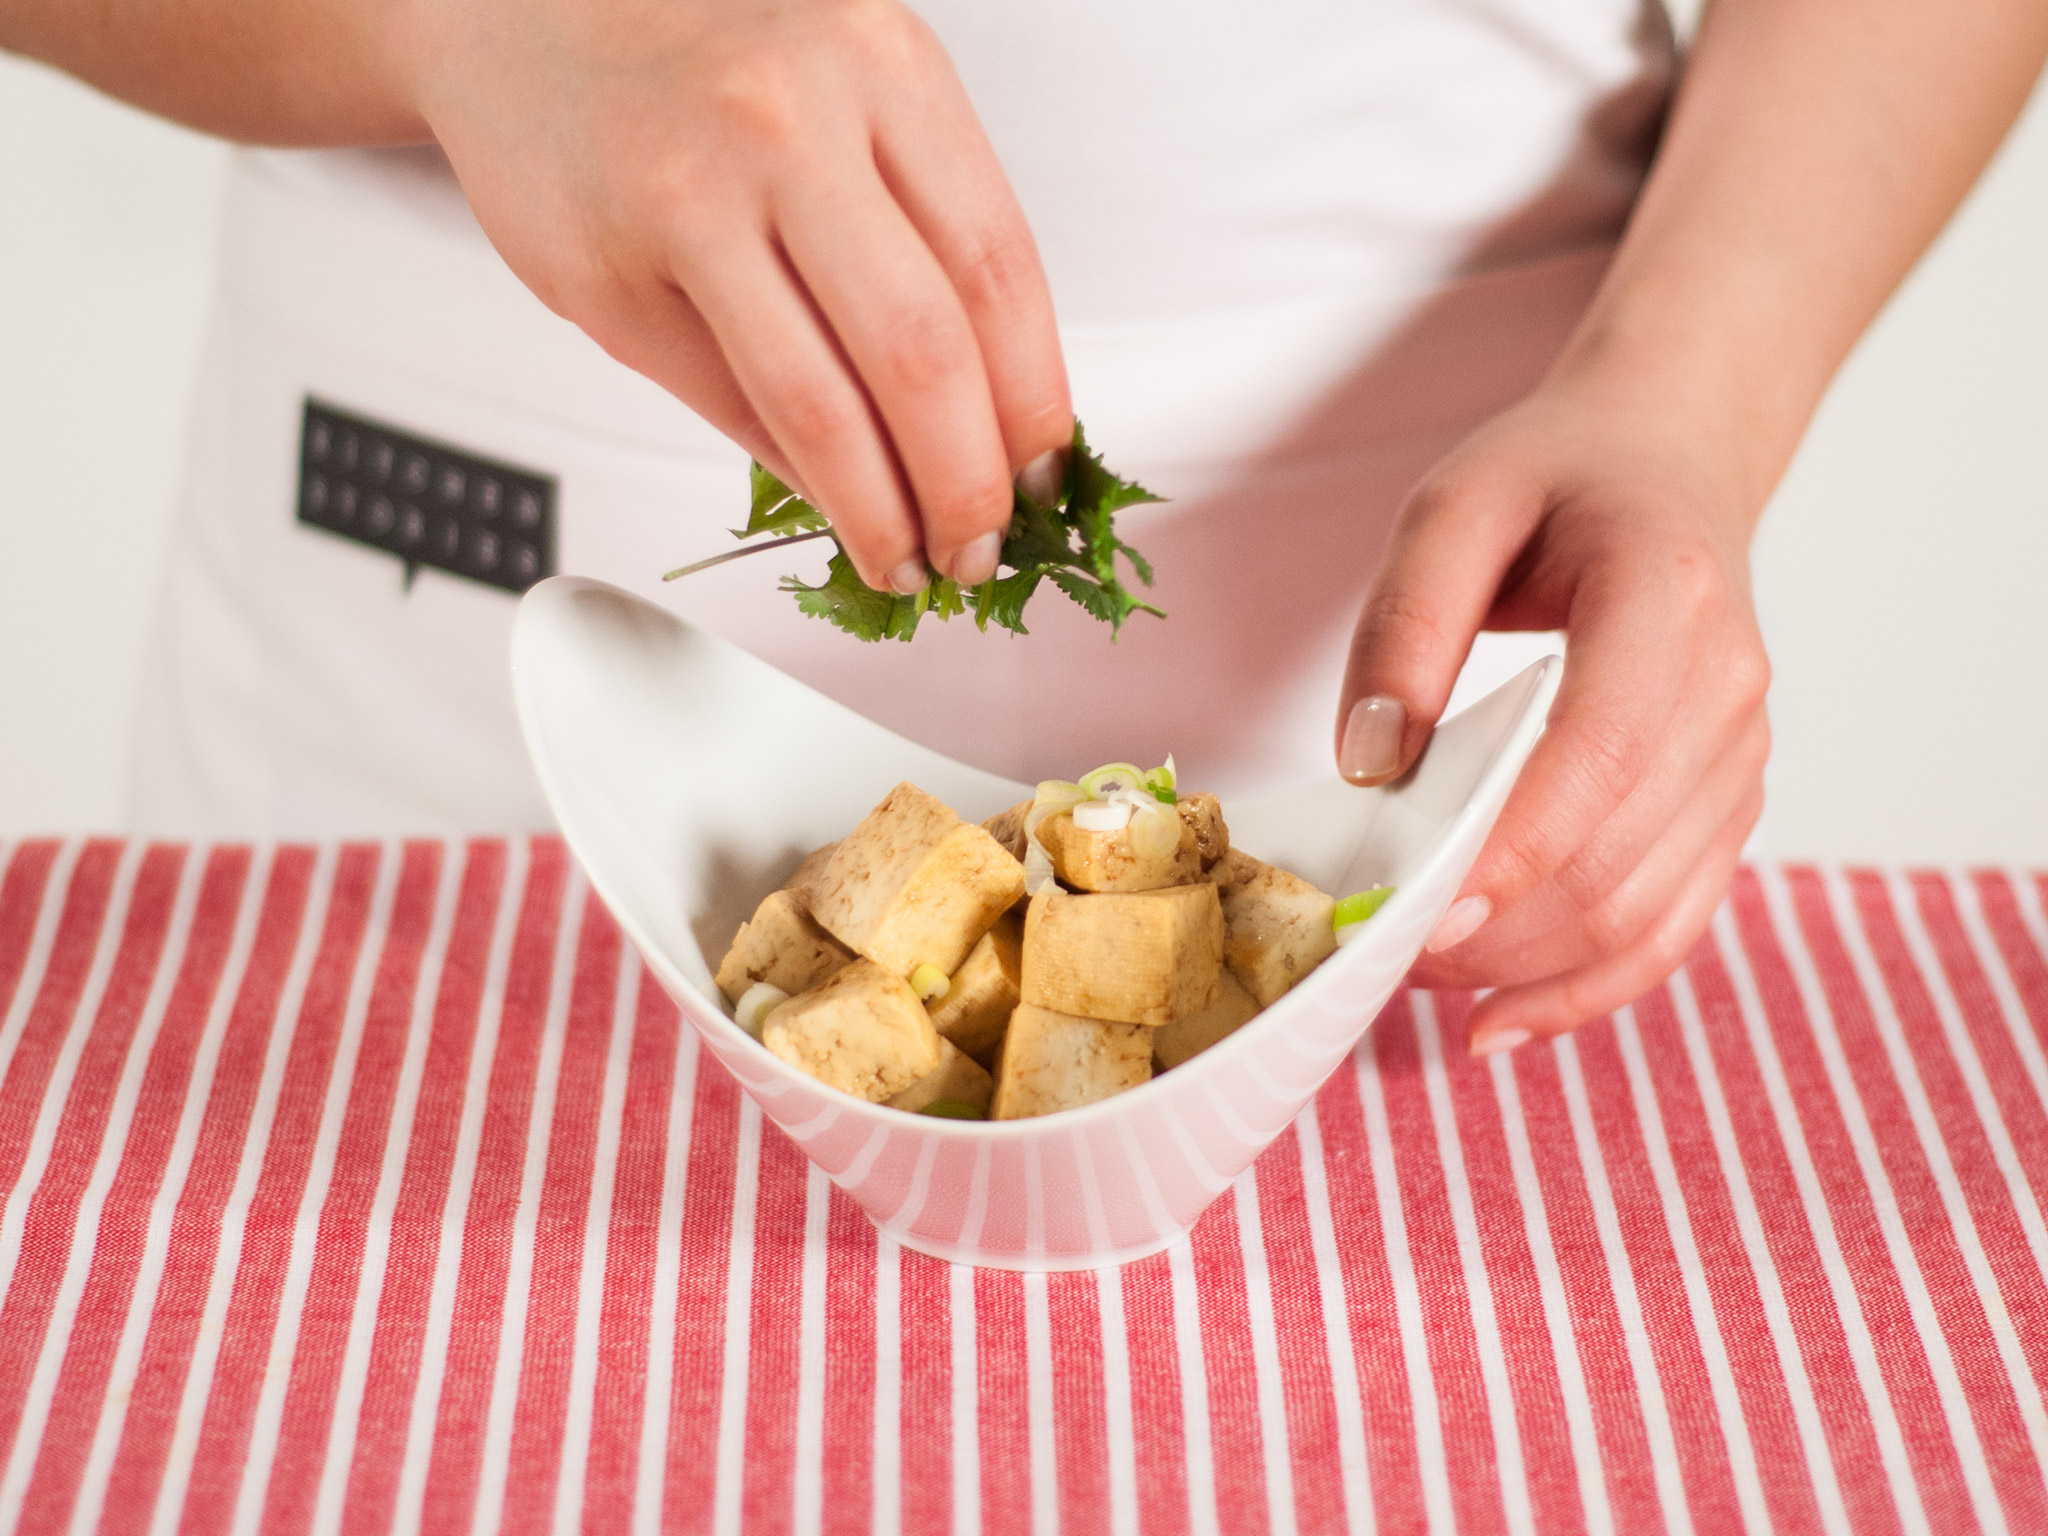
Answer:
[1334, 363, 1772, 1058]
[1325, 0, 2048, 1060]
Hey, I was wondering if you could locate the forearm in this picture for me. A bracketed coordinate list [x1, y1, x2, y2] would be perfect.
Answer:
[1, 0, 426, 143]
[1555, 0, 2048, 518]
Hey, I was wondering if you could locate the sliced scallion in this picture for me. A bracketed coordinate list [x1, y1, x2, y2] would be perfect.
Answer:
[734, 981, 790, 1036]
[1143, 755, 1177, 803]
[1078, 762, 1148, 800]
[1073, 798, 1136, 833]
[1333, 886, 1395, 946]
[1127, 801, 1182, 859]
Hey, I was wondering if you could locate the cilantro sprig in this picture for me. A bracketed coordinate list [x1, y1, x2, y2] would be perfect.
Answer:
[663, 422, 1165, 644]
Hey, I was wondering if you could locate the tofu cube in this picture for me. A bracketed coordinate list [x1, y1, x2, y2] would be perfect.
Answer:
[1219, 850, 1337, 1006]
[1035, 807, 1200, 892]
[925, 910, 1022, 1067]
[1177, 793, 1231, 876]
[1003, 792, 1231, 893]
[1151, 969, 1261, 1072]
[780, 841, 839, 911]
[1020, 883, 1222, 1026]
[715, 888, 853, 1005]
[887, 1038, 995, 1115]
[981, 801, 1031, 862]
[812, 783, 1026, 977]
[990, 1004, 1152, 1120]
[761, 958, 943, 1102]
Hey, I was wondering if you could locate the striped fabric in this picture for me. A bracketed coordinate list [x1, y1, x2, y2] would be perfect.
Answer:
[0, 840, 2043, 1535]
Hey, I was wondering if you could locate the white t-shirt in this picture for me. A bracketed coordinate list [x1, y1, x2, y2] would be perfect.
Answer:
[131, 0, 1676, 835]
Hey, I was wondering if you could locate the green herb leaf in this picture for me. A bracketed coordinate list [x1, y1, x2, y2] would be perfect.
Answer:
[1048, 568, 1165, 636]
[737, 462, 829, 539]
[1066, 427, 1162, 589]
[974, 569, 1043, 635]
[682, 420, 1165, 643]
[927, 576, 967, 622]
[782, 551, 903, 641]
[998, 493, 1079, 577]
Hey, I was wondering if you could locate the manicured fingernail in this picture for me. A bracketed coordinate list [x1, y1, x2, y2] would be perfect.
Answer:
[1017, 449, 1065, 506]
[1471, 1025, 1531, 1059]
[887, 560, 928, 595]
[1426, 894, 1490, 953]
[1340, 695, 1406, 783]
[952, 530, 1003, 586]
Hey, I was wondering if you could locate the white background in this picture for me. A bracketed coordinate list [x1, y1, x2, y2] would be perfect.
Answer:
[2, 51, 2044, 859]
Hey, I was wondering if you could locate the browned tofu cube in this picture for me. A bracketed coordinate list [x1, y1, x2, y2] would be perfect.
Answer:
[1220, 851, 1337, 1006]
[925, 910, 1022, 1067]
[1151, 969, 1261, 1071]
[990, 1004, 1152, 1120]
[1177, 794, 1231, 875]
[887, 1038, 995, 1115]
[1020, 883, 1222, 1026]
[811, 783, 1026, 977]
[779, 841, 839, 911]
[1002, 792, 1231, 893]
[1035, 808, 1200, 892]
[981, 801, 1031, 862]
[715, 888, 853, 1006]
[760, 958, 943, 1102]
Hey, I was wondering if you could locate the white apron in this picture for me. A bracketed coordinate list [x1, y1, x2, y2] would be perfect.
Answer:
[130, 0, 1676, 835]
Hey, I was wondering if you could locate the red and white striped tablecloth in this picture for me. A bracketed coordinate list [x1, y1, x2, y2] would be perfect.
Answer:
[0, 837, 2045, 1535]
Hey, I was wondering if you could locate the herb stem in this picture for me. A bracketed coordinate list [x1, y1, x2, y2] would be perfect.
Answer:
[663, 526, 836, 582]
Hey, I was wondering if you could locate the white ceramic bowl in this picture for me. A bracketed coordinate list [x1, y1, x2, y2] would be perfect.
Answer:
[511, 577, 1558, 1270]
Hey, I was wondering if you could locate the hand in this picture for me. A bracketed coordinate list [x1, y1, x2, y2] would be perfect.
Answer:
[395, 0, 1073, 590]
[1335, 367, 1771, 1056]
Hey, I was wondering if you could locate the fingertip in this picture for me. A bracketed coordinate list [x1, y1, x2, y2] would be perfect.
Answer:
[1464, 990, 1565, 1058]
[924, 479, 1015, 585]
[821, 485, 928, 595]
[1338, 695, 1409, 784]
[1016, 446, 1066, 507]
[842, 533, 929, 595]
[1469, 1023, 1532, 1059]
[886, 559, 930, 595]
[1425, 894, 1492, 954]
[949, 529, 1003, 586]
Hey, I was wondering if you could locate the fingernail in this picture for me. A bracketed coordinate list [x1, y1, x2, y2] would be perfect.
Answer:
[1426, 894, 1490, 953]
[1471, 1025, 1531, 1059]
[887, 560, 928, 595]
[1339, 695, 1406, 783]
[1017, 449, 1066, 506]
[952, 530, 1003, 586]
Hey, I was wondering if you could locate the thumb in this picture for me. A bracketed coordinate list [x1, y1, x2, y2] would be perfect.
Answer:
[1336, 472, 1542, 785]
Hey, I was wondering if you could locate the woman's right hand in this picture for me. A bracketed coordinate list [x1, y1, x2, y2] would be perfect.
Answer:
[394, 0, 1073, 590]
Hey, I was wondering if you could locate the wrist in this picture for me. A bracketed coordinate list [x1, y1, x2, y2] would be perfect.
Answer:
[1540, 291, 1808, 537]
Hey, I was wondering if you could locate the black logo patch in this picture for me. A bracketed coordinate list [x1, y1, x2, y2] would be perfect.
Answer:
[296, 398, 557, 595]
